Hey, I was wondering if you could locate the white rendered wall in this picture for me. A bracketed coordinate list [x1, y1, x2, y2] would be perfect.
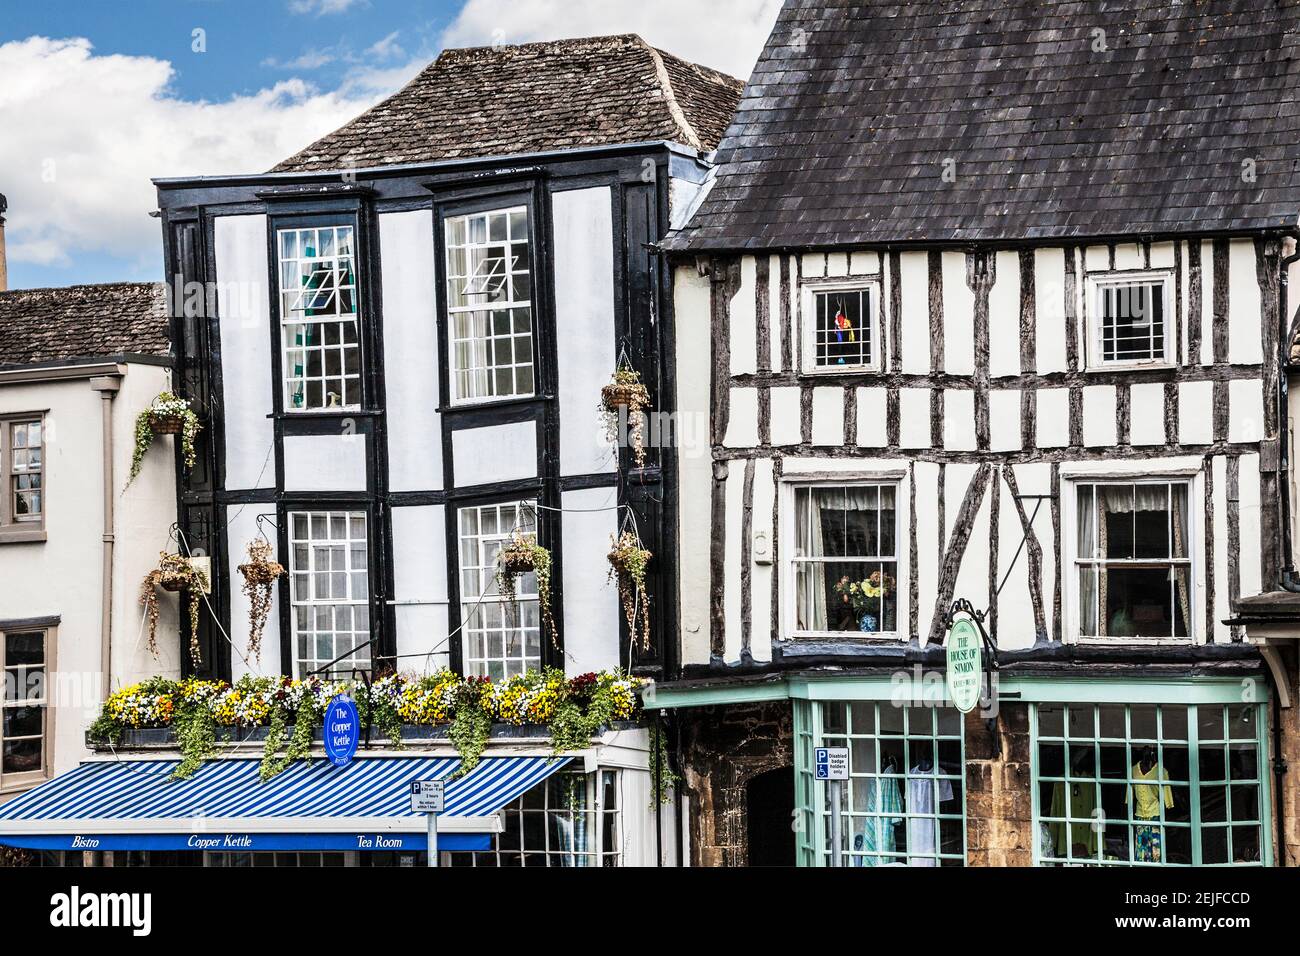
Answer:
[451, 421, 537, 486]
[214, 215, 275, 490]
[380, 209, 443, 492]
[559, 485, 620, 674]
[282, 433, 367, 492]
[391, 504, 449, 673]
[553, 187, 618, 477]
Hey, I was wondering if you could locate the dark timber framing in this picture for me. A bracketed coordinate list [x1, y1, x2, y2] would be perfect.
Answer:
[158, 143, 698, 681]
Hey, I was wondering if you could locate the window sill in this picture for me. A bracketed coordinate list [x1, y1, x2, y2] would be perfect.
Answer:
[0, 528, 46, 545]
[1082, 360, 1174, 373]
[439, 393, 550, 414]
[270, 409, 374, 420]
[800, 365, 883, 377]
[1071, 635, 1195, 646]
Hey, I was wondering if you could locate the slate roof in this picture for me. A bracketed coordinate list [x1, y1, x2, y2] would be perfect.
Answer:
[0, 282, 170, 367]
[272, 35, 743, 173]
[668, 0, 1300, 251]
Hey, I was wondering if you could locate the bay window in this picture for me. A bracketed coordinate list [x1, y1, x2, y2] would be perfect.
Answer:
[1073, 480, 1192, 640]
[444, 207, 534, 403]
[795, 699, 965, 867]
[277, 224, 361, 411]
[453, 770, 622, 867]
[790, 483, 899, 636]
[288, 511, 370, 676]
[458, 500, 540, 679]
[1033, 701, 1268, 866]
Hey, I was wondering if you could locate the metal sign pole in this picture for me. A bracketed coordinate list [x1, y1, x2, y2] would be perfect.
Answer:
[829, 779, 842, 867]
[427, 810, 438, 868]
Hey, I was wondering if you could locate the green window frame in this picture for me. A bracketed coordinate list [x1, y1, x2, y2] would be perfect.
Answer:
[794, 699, 966, 867]
[1031, 701, 1270, 866]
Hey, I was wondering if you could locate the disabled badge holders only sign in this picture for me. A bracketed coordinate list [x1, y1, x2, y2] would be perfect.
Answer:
[814, 747, 849, 780]
[323, 694, 360, 767]
[946, 618, 983, 714]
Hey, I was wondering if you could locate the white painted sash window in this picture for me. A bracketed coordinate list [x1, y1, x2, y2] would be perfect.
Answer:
[1072, 481, 1192, 640]
[802, 282, 880, 372]
[458, 500, 541, 678]
[1087, 274, 1172, 367]
[444, 207, 534, 403]
[288, 511, 370, 676]
[277, 225, 362, 411]
[1, 626, 51, 790]
[790, 483, 899, 636]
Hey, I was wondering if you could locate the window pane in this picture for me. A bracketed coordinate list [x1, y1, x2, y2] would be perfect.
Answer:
[813, 288, 873, 368]
[287, 511, 369, 675]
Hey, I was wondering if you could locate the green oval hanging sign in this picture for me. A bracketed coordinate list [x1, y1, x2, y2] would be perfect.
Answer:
[946, 618, 983, 714]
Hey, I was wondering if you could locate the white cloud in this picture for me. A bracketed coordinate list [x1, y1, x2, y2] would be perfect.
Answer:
[262, 49, 337, 70]
[289, 0, 366, 15]
[440, 0, 782, 78]
[365, 31, 404, 61]
[0, 37, 399, 275]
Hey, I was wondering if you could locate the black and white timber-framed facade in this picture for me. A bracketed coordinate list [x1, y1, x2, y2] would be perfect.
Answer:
[652, 0, 1300, 869]
[154, 35, 741, 690]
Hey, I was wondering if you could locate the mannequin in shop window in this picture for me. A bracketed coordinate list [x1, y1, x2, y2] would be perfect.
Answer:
[853, 756, 903, 866]
[1049, 750, 1100, 859]
[906, 743, 952, 866]
[1127, 746, 1175, 863]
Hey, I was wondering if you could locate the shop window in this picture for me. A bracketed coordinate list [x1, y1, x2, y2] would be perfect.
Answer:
[206, 852, 347, 867]
[1033, 702, 1267, 866]
[444, 207, 534, 403]
[802, 283, 880, 372]
[458, 500, 540, 679]
[1086, 274, 1172, 367]
[277, 225, 362, 411]
[453, 770, 622, 867]
[790, 484, 899, 636]
[288, 511, 370, 676]
[796, 701, 965, 866]
[1073, 481, 1192, 640]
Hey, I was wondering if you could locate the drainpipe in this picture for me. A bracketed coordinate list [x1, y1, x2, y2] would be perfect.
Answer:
[89, 374, 121, 701]
[1277, 239, 1300, 592]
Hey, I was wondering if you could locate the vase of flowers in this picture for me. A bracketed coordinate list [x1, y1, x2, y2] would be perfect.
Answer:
[834, 570, 896, 633]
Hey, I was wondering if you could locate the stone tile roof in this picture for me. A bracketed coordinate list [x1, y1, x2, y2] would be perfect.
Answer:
[0, 282, 170, 367]
[272, 34, 744, 173]
[668, 0, 1300, 251]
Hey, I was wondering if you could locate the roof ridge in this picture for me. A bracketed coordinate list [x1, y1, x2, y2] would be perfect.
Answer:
[435, 33, 645, 63]
[637, 36, 704, 152]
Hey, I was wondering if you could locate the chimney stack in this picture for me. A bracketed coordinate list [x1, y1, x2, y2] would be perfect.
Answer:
[0, 193, 7, 292]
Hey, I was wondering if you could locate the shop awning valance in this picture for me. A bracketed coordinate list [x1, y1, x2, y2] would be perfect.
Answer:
[0, 754, 571, 853]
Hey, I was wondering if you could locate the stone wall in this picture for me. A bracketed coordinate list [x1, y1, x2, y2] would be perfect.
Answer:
[964, 703, 1034, 866]
[677, 701, 792, 867]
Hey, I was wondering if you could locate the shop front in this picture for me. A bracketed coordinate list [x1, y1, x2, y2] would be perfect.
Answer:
[654, 672, 1276, 867]
[0, 730, 671, 867]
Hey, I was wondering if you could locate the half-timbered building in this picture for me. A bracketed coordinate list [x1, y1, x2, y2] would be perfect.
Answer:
[654, 0, 1300, 868]
[138, 35, 741, 866]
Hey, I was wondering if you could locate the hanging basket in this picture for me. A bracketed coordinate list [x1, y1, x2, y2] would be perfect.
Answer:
[607, 531, 652, 650]
[600, 380, 650, 411]
[157, 567, 192, 592]
[150, 412, 186, 435]
[499, 548, 538, 575]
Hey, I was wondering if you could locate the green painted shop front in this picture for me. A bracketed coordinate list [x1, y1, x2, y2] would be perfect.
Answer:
[654, 673, 1274, 867]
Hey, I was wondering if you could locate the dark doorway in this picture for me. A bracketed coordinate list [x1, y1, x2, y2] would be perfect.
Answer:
[746, 765, 796, 867]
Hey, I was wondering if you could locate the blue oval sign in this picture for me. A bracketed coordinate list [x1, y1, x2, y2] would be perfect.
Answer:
[323, 694, 360, 767]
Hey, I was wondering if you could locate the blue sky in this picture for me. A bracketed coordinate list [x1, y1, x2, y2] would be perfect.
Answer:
[0, 0, 778, 290]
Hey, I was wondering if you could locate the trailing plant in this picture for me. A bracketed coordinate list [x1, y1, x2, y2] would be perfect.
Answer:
[140, 552, 209, 665]
[86, 669, 646, 779]
[128, 392, 201, 486]
[448, 676, 493, 777]
[649, 721, 680, 806]
[549, 671, 639, 752]
[599, 365, 651, 468]
[495, 531, 559, 649]
[237, 539, 284, 661]
[608, 531, 653, 650]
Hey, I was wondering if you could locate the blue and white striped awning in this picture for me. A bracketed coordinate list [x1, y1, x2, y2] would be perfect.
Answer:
[0, 755, 571, 853]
